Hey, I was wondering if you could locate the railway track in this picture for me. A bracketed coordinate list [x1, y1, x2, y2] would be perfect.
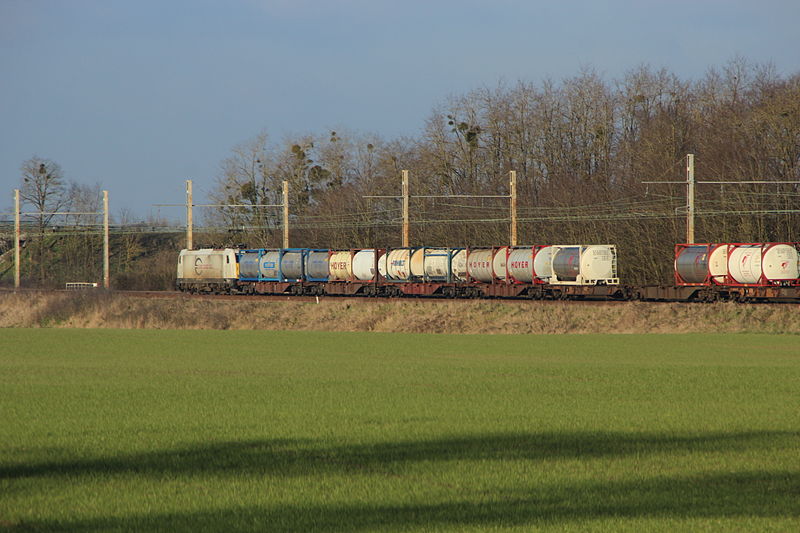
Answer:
[5, 287, 797, 305]
[0, 287, 637, 305]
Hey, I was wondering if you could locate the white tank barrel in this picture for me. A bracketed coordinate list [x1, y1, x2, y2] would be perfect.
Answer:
[378, 252, 388, 278]
[386, 249, 413, 280]
[533, 246, 553, 281]
[352, 249, 378, 281]
[410, 248, 453, 280]
[728, 245, 762, 284]
[467, 249, 494, 282]
[708, 245, 728, 283]
[409, 249, 426, 278]
[329, 251, 352, 281]
[427, 249, 449, 279]
[581, 245, 615, 280]
[507, 247, 535, 283]
[492, 246, 508, 281]
[762, 244, 800, 281]
[451, 249, 467, 281]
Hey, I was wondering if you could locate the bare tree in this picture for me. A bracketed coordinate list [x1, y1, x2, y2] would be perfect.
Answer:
[207, 133, 281, 247]
[19, 156, 67, 285]
[20, 156, 66, 232]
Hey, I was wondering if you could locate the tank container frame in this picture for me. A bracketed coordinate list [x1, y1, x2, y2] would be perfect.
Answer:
[419, 247, 464, 283]
[506, 245, 551, 285]
[304, 248, 330, 282]
[674, 243, 715, 286]
[328, 248, 385, 283]
[722, 242, 800, 288]
[549, 245, 619, 286]
[464, 246, 509, 285]
[381, 247, 418, 283]
[238, 248, 308, 283]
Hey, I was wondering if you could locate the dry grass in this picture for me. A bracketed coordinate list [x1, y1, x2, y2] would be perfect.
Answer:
[2, 291, 800, 334]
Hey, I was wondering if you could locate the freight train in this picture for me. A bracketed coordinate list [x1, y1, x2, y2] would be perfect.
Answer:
[176, 243, 800, 303]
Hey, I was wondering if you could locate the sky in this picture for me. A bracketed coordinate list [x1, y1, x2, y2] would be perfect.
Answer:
[2, 0, 799, 219]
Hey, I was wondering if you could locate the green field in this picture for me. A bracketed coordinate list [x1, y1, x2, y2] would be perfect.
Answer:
[1, 329, 799, 532]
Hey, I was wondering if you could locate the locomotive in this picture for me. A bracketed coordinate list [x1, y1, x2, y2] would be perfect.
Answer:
[177, 242, 800, 303]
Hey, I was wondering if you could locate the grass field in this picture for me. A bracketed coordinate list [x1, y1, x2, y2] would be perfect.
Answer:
[1, 329, 799, 532]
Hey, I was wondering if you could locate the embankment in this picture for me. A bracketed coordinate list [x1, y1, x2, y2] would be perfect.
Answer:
[1, 291, 799, 334]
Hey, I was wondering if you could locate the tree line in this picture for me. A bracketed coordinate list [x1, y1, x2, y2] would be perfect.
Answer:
[205, 59, 800, 284]
[4, 58, 799, 288]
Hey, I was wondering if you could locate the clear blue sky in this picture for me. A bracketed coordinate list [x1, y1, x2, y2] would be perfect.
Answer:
[2, 0, 799, 218]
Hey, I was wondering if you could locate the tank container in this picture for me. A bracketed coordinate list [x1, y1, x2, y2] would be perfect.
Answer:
[726, 243, 800, 285]
[352, 249, 379, 281]
[305, 251, 330, 280]
[492, 246, 508, 281]
[533, 246, 553, 281]
[239, 250, 281, 279]
[467, 249, 494, 282]
[709, 245, 728, 283]
[281, 251, 304, 279]
[551, 245, 616, 284]
[385, 249, 413, 280]
[258, 251, 282, 279]
[329, 251, 352, 281]
[407, 248, 458, 280]
[238, 252, 261, 279]
[507, 247, 535, 283]
[378, 252, 388, 278]
[762, 244, 800, 280]
[675, 245, 710, 284]
[552, 247, 580, 281]
[451, 249, 467, 281]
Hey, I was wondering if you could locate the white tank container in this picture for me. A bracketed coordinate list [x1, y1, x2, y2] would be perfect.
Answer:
[533, 246, 553, 281]
[552, 245, 616, 283]
[709, 245, 728, 283]
[281, 251, 304, 279]
[405, 248, 465, 280]
[492, 246, 508, 281]
[507, 247, 535, 283]
[378, 252, 388, 278]
[467, 249, 494, 282]
[386, 249, 412, 280]
[305, 251, 329, 280]
[762, 244, 800, 280]
[409, 248, 449, 280]
[409, 249, 426, 278]
[352, 249, 378, 281]
[728, 245, 762, 284]
[581, 245, 615, 280]
[451, 249, 467, 281]
[328, 251, 352, 281]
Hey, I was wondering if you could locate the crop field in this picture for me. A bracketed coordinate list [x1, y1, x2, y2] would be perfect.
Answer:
[1, 329, 799, 532]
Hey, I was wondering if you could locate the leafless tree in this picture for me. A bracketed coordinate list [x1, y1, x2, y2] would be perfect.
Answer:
[19, 156, 67, 284]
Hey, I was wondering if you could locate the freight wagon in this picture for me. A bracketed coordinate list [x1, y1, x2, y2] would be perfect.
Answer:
[177, 244, 625, 300]
[176, 242, 800, 302]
